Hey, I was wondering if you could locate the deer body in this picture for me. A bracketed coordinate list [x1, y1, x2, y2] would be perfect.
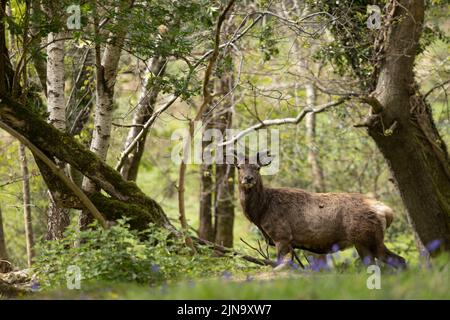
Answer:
[237, 153, 406, 269]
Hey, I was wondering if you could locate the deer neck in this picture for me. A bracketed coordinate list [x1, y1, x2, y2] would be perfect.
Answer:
[239, 179, 267, 225]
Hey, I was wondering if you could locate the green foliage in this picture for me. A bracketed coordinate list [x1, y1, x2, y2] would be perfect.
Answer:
[34, 219, 256, 290]
[258, 20, 280, 62]
[33, 254, 450, 299]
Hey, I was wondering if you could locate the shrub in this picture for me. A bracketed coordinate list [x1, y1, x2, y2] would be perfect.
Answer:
[34, 219, 254, 290]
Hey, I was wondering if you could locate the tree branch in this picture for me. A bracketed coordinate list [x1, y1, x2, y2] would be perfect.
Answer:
[115, 9, 264, 172]
[0, 96, 172, 231]
[219, 97, 349, 146]
[423, 79, 450, 99]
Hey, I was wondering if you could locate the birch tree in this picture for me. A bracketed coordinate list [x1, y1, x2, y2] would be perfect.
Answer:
[80, 1, 132, 228]
[45, 24, 70, 240]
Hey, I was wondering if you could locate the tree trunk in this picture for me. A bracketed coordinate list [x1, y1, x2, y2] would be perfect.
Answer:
[119, 56, 167, 181]
[30, 0, 47, 94]
[305, 83, 326, 193]
[46, 32, 66, 131]
[0, 206, 12, 273]
[198, 122, 214, 242]
[80, 5, 129, 228]
[214, 163, 235, 247]
[366, 0, 450, 253]
[0, 0, 14, 96]
[0, 96, 173, 232]
[45, 29, 70, 239]
[214, 62, 235, 248]
[0, 0, 170, 233]
[19, 144, 34, 267]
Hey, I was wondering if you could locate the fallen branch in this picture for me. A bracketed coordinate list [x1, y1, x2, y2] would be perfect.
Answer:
[240, 237, 270, 260]
[193, 236, 276, 267]
[220, 97, 350, 146]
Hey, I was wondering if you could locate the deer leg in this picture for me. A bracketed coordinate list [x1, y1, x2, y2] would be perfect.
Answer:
[273, 241, 292, 271]
[355, 244, 375, 266]
[377, 244, 407, 269]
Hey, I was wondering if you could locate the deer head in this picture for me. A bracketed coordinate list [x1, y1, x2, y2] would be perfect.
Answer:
[235, 150, 273, 190]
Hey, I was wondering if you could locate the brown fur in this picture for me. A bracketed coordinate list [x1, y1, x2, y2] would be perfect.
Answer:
[237, 159, 406, 269]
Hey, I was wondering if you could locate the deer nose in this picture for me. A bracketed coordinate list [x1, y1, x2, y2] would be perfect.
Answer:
[244, 175, 254, 183]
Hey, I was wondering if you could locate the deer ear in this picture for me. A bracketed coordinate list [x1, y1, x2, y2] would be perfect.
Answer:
[257, 150, 273, 167]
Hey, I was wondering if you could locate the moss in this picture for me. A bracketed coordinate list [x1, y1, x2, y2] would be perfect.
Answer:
[0, 97, 172, 230]
[89, 193, 166, 231]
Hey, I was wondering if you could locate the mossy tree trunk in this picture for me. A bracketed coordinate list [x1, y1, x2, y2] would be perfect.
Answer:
[365, 0, 450, 252]
[320, 0, 450, 252]
[0, 96, 174, 232]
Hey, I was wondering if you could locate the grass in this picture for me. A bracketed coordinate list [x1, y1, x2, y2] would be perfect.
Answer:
[30, 259, 449, 300]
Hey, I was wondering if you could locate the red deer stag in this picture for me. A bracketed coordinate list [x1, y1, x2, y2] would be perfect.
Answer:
[235, 150, 406, 270]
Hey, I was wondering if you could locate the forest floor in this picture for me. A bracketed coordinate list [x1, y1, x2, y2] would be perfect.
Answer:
[27, 261, 450, 300]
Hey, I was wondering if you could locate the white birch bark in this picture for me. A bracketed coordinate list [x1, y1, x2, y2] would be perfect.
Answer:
[46, 31, 66, 130]
[80, 22, 128, 227]
[46, 30, 70, 239]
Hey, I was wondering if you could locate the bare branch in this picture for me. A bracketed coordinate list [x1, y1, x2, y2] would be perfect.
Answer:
[423, 79, 450, 99]
[240, 237, 270, 260]
[220, 97, 350, 146]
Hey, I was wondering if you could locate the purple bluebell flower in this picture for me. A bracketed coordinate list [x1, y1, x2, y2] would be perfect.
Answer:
[151, 264, 160, 273]
[331, 244, 340, 253]
[288, 260, 299, 270]
[221, 271, 232, 280]
[362, 256, 372, 266]
[426, 239, 441, 253]
[30, 282, 40, 292]
[309, 257, 329, 272]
